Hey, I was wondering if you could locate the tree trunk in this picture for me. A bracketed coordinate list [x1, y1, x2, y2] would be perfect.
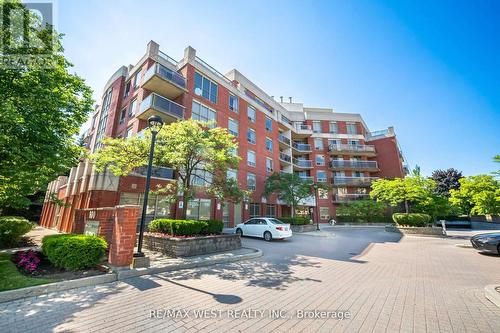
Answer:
[404, 200, 409, 214]
[291, 204, 295, 219]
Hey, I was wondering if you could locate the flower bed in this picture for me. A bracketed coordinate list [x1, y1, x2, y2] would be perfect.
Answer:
[143, 233, 241, 257]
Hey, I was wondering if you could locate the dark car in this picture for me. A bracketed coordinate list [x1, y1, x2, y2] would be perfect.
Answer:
[470, 233, 500, 255]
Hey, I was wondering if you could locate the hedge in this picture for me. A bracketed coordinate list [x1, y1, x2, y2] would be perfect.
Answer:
[277, 217, 311, 225]
[0, 216, 34, 247]
[42, 234, 108, 271]
[148, 219, 223, 236]
[392, 213, 431, 227]
[436, 215, 470, 222]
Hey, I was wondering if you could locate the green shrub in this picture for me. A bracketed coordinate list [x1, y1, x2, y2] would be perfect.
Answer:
[336, 200, 388, 223]
[149, 219, 223, 236]
[278, 217, 310, 225]
[0, 216, 34, 247]
[392, 213, 431, 227]
[42, 234, 107, 271]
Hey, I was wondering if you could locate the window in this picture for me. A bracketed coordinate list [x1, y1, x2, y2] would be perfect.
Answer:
[227, 169, 237, 180]
[265, 117, 272, 131]
[247, 128, 256, 144]
[354, 171, 364, 177]
[186, 199, 212, 221]
[247, 150, 256, 167]
[320, 207, 330, 220]
[318, 188, 329, 199]
[192, 100, 216, 125]
[228, 118, 239, 137]
[265, 137, 273, 152]
[229, 147, 238, 157]
[347, 123, 357, 134]
[312, 121, 321, 133]
[124, 81, 131, 98]
[266, 204, 276, 217]
[329, 122, 338, 133]
[229, 94, 238, 112]
[266, 158, 273, 173]
[194, 72, 218, 103]
[249, 203, 260, 217]
[125, 126, 133, 138]
[316, 155, 325, 166]
[191, 168, 213, 186]
[247, 173, 256, 190]
[247, 105, 256, 123]
[129, 99, 137, 116]
[328, 139, 338, 147]
[94, 88, 113, 150]
[134, 71, 141, 88]
[317, 170, 327, 182]
[119, 192, 170, 218]
[314, 138, 324, 150]
[222, 203, 230, 228]
[119, 108, 126, 123]
[349, 140, 358, 146]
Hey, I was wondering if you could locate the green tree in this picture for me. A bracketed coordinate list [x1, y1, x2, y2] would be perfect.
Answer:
[431, 168, 463, 197]
[92, 120, 241, 219]
[370, 176, 436, 214]
[263, 173, 314, 218]
[494, 155, 500, 177]
[449, 175, 500, 215]
[336, 200, 387, 223]
[0, 0, 93, 209]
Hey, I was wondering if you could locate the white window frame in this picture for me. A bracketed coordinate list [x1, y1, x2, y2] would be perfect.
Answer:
[247, 150, 256, 167]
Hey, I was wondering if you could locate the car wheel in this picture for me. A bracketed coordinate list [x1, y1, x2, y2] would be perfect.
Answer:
[497, 244, 500, 255]
[236, 228, 243, 237]
[264, 231, 272, 242]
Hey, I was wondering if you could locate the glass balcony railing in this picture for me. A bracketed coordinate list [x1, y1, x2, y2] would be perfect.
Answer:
[144, 63, 186, 89]
[293, 159, 313, 168]
[334, 194, 370, 202]
[328, 144, 375, 153]
[329, 160, 378, 169]
[279, 152, 292, 163]
[292, 142, 312, 152]
[295, 174, 314, 182]
[132, 166, 175, 180]
[140, 93, 184, 119]
[331, 177, 378, 186]
[278, 134, 291, 146]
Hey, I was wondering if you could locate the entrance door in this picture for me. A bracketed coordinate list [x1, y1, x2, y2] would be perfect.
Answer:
[233, 203, 242, 226]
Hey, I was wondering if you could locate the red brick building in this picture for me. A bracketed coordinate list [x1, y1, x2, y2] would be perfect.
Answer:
[40, 41, 408, 231]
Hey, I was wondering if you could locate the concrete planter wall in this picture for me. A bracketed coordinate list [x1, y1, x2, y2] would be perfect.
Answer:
[143, 234, 241, 257]
[386, 225, 444, 237]
[470, 221, 500, 230]
[290, 224, 318, 233]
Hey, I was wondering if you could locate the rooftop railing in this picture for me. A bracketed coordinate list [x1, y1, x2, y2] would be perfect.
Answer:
[194, 56, 233, 85]
[158, 50, 179, 67]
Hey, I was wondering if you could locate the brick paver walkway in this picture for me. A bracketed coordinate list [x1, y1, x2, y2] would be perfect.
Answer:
[1, 233, 499, 332]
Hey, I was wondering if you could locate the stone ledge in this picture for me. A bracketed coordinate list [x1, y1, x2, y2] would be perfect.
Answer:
[0, 273, 117, 303]
[290, 224, 318, 233]
[485, 285, 500, 308]
[385, 225, 445, 237]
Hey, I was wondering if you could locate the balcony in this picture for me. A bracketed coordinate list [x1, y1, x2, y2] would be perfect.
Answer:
[279, 152, 292, 164]
[138, 93, 184, 122]
[132, 166, 175, 180]
[331, 177, 378, 187]
[328, 144, 376, 157]
[329, 160, 379, 171]
[333, 194, 370, 203]
[292, 123, 313, 138]
[293, 158, 313, 169]
[295, 174, 314, 182]
[142, 63, 187, 100]
[278, 134, 291, 147]
[292, 142, 312, 153]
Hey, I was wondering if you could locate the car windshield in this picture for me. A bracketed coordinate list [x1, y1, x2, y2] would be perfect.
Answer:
[268, 218, 286, 225]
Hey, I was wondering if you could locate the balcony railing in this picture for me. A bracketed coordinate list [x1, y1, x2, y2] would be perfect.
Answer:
[329, 160, 378, 170]
[331, 177, 378, 186]
[296, 174, 314, 182]
[292, 142, 312, 152]
[334, 194, 370, 202]
[281, 114, 293, 127]
[295, 123, 312, 131]
[132, 166, 175, 180]
[328, 144, 375, 154]
[139, 93, 184, 119]
[278, 134, 291, 146]
[293, 159, 313, 168]
[279, 152, 292, 163]
[144, 63, 186, 89]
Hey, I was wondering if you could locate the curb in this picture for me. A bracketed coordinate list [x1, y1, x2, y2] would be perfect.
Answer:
[0, 273, 117, 303]
[485, 285, 500, 308]
[116, 247, 262, 280]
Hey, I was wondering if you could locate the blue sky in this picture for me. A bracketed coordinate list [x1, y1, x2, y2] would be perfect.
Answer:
[58, 0, 500, 176]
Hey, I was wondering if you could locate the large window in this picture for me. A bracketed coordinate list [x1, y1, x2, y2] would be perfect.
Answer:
[247, 128, 256, 144]
[318, 188, 329, 199]
[222, 203, 230, 228]
[265, 137, 273, 152]
[247, 150, 256, 167]
[317, 170, 327, 182]
[312, 121, 321, 133]
[247, 105, 256, 123]
[191, 168, 213, 186]
[119, 108, 126, 123]
[314, 138, 324, 150]
[228, 118, 239, 137]
[134, 71, 141, 88]
[227, 169, 237, 180]
[266, 158, 273, 173]
[249, 203, 260, 217]
[329, 122, 338, 133]
[229, 94, 238, 112]
[316, 154, 325, 166]
[119, 192, 170, 218]
[94, 88, 113, 150]
[186, 199, 212, 221]
[125, 126, 133, 138]
[129, 98, 137, 116]
[194, 72, 218, 103]
[347, 122, 357, 134]
[247, 173, 256, 190]
[192, 100, 216, 125]
[320, 207, 330, 220]
[265, 117, 272, 131]
[266, 204, 276, 217]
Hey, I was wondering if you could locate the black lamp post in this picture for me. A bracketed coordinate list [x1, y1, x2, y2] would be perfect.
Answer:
[135, 115, 164, 257]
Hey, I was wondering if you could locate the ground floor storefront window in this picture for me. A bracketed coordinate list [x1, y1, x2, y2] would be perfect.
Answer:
[186, 198, 211, 220]
[119, 192, 170, 219]
[265, 204, 276, 217]
[249, 203, 260, 218]
[223, 202, 230, 228]
[320, 207, 330, 220]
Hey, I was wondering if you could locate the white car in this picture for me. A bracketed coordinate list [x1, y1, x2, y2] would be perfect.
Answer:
[235, 217, 292, 241]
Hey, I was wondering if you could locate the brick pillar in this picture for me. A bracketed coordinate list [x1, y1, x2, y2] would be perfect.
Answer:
[73, 210, 85, 234]
[108, 205, 140, 267]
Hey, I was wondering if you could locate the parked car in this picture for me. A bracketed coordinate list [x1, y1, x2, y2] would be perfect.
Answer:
[235, 218, 292, 241]
[470, 233, 500, 255]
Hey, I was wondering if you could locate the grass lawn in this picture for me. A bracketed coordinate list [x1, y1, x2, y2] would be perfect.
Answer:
[0, 253, 56, 292]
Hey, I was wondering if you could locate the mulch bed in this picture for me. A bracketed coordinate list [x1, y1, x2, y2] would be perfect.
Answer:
[0, 236, 37, 250]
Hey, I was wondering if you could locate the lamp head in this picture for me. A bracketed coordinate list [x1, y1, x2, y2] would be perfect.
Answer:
[148, 115, 164, 134]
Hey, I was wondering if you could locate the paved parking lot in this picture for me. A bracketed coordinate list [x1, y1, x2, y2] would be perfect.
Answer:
[1, 227, 499, 332]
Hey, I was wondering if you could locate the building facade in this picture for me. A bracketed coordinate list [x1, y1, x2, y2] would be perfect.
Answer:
[40, 41, 407, 231]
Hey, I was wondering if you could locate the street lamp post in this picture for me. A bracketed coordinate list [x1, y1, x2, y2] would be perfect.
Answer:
[135, 115, 164, 257]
